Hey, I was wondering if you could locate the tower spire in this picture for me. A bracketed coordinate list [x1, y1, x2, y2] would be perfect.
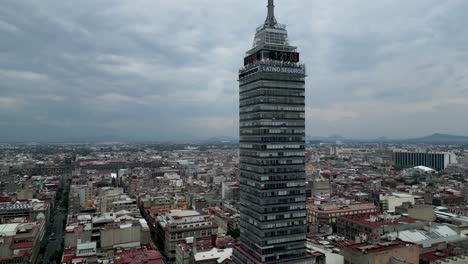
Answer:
[265, 0, 277, 27]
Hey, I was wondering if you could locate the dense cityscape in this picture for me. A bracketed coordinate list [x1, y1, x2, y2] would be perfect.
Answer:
[0, 141, 467, 264]
[1, 1, 468, 264]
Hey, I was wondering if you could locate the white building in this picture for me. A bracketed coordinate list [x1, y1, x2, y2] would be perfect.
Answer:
[194, 248, 233, 263]
[380, 193, 415, 212]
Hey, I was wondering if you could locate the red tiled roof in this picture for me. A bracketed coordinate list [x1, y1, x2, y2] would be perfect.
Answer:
[11, 241, 33, 249]
[114, 248, 163, 264]
[420, 250, 455, 261]
[16, 249, 32, 256]
[308, 205, 379, 214]
[61, 255, 75, 264]
[339, 213, 420, 228]
[349, 241, 414, 254]
[0, 196, 11, 202]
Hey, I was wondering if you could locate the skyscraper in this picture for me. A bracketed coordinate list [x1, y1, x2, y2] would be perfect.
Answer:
[234, 1, 313, 263]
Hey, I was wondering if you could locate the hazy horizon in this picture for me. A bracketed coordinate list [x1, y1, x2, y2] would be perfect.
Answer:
[1, 0, 467, 142]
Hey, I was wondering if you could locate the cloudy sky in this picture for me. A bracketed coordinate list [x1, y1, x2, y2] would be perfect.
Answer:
[1, 0, 467, 142]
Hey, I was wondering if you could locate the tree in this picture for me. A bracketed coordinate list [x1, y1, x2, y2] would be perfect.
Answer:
[49, 250, 63, 263]
[226, 229, 240, 238]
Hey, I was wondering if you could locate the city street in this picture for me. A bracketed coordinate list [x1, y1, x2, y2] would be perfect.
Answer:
[42, 209, 66, 262]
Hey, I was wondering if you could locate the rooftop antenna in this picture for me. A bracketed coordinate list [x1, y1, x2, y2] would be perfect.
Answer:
[265, 0, 278, 27]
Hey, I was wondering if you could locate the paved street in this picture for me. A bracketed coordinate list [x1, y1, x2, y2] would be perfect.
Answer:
[42, 209, 65, 263]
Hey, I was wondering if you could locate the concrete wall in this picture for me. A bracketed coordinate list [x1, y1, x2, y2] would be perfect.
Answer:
[100, 225, 141, 249]
[343, 244, 419, 264]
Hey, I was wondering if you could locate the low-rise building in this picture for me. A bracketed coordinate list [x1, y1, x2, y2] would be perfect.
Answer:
[156, 210, 218, 262]
[395, 202, 436, 221]
[64, 223, 93, 248]
[387, 224, 467, 253]
[0, 218, 46, 264]
[433, 195, 465, 206]
[113, 247, 164, 264]
[221, 182, 239, 201]
[307, 202, 379, 225]
[100, 219, 151, 250]
[193, 247, 233, 264]
[341, 241, 420, 264]
[207, 207, 239, 234]
[337, 213, 426, 241]
[379, 193, 415, 212]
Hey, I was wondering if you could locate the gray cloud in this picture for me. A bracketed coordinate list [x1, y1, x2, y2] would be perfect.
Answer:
[0, 0, 467, 141]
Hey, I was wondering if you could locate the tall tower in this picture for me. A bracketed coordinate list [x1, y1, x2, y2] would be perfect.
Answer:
[234, 1, 313, 263]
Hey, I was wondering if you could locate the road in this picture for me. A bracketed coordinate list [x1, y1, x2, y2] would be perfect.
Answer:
[42, 209, 66, 262]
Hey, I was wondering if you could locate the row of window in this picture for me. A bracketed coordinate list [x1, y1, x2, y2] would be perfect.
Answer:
[241, 165, 304, 174]
[241, 120, 304, 127]
[241, 186, 305, 198]
[262, 247, 305, 258]
[241, 137, 304, 143]
[240, 79, 304, 90]
[241, 150, 305, 158]
[241, 105, 304, 113]
[240, 90, 304, 100]
[266, 235, 305, 245]
[241, 128, 305, 135]
[241, 113, 304, 121]
[240, 79, 304, 91]
[240, 75, 305, 89]
[240, 144, 304, 150]
[240, 97, 304, 107]
[261, 220, 305, 230]
[169, 229, 213, 240]
[240, 171, 305, 182]
[241, 158, 304, 166]
[240, 179, 305, 193]
[240, 194, 305, 206]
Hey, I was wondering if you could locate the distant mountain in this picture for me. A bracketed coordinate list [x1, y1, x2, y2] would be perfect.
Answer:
[307, 135, 349, 142]
[404, 133, 468, 144]
[305, 133, 468, 144]
[56, 135, 132, 143]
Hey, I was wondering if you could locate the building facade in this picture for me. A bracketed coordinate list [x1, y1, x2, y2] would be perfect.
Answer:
[156, 210, 218, 262]
[234, 1, 313, 263]
[341, 241, 420, 264]
[337, 213, 427, 241]
[307, 202, 380, 225]
[393, 151, 457, 171]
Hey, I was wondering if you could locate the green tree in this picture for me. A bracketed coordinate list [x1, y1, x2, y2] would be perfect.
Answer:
[226, 229, 240, 238]
[50, 250, 63, 263]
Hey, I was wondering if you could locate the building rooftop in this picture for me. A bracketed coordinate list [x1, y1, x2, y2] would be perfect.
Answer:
[340, 213, 421, 228]
[168, 210, 200, 219]
[349, 241, 415, 254]
[114, 247, 163, 264]
[194, 247, 233, 263]
[389, 224, 467, 245]
[0, 223, 19, 236]
[420, 250, 457, 262]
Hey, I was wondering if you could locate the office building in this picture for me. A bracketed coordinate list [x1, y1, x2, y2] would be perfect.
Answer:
[234, 1, 313, 263]
[393, 151, 457, 171]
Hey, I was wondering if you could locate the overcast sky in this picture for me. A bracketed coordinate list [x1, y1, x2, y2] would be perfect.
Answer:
[1, 0, 467, 142]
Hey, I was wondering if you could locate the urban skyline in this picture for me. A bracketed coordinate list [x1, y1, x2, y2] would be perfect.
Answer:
[1, 0, 468, 142]
[1, 2, 468, 264]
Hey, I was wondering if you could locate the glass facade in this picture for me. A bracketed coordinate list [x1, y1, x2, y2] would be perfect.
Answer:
[234, 1, 313, 263]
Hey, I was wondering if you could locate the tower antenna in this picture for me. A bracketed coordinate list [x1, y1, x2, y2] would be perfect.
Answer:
[265, 0, 277, 27]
